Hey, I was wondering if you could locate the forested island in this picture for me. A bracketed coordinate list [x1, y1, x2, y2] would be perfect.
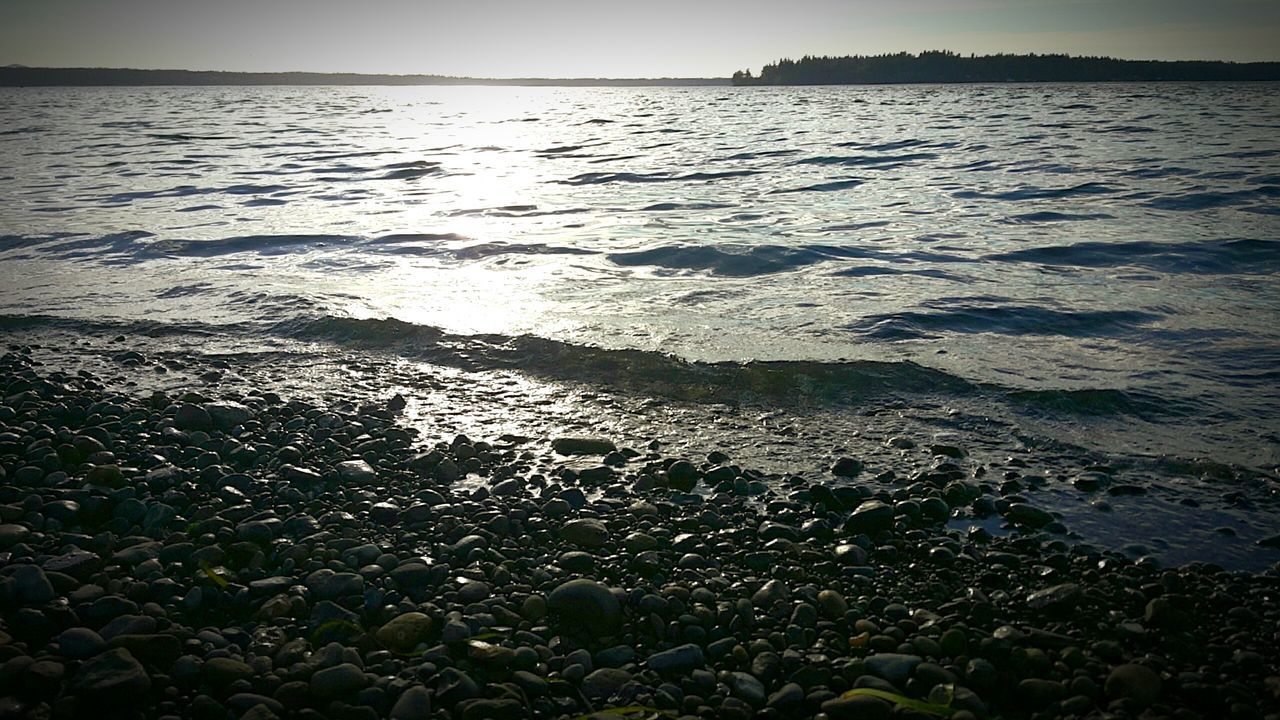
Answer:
[732, 51, 1280, 85]
[0, 66, 728, 87]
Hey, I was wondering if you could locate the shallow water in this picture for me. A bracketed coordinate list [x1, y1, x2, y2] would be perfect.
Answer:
[1, 83, 1278, 468]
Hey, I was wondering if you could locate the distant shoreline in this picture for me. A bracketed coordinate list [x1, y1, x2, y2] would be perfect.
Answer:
[733, 51, 1280, 85]
[0, 67, 730, 87]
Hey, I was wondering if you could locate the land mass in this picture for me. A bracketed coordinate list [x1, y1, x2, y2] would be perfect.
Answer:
[0, 66, 729, 87]
[733, 51, 1280, 85]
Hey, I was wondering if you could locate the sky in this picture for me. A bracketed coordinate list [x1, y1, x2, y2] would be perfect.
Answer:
[2, 0, 1278, 78]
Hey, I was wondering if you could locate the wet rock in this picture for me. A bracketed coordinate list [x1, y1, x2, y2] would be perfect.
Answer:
[204, 657, 254, 687]
[560, 518, 609, 548]
[821, 694, 892, 720]
[864, 653, 921, 685]
[311, 663, 369, 700]
[390, 686, 431, 720]
[832, 457, 864, 477]
[1005, 503, 1053, 528]
[12, 565, 55, 604]
[751, 579, 789, 608]
[375, 612, 432, 654]
[548, 579, 621, 636]
[581, 668, 633, 699]
[817, 589, 848, 619]
[1026, 583, 1083, 612]
[174, 403, 213, 431]
[69, 648, 150, 702]
[551, 437, 616, 456]
[0, 524, 31, 548]
[336, 459, 377, 484]
[844, 500, 895, 534]
[647, 643, 704, 673]
[666, 460, 699, 491]
[1105, 663, 1161, 707]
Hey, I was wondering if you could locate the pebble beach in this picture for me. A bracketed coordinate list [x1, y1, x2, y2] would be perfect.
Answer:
[1, 337, 1278, 720]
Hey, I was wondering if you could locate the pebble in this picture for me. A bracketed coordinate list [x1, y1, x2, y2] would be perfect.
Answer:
[547, 579, 622, 636]
[1105, 663, 1162, 707]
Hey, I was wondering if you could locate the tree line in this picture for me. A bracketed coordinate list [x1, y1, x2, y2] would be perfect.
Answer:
[732, 51, 1280, 85]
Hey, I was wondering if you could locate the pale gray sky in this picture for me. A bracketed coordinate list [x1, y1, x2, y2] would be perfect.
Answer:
[3, 0, 1277, 77]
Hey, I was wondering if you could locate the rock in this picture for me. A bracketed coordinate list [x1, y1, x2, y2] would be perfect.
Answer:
[752, 579, 789, 607]
[844, 500, 895, 534]
[306, 569, 364, 600]
[376, 612, 432, 654]
[1018, 678, 1068, 709]
[24, 659, 66, 697]
[336, 460, 377, 484]
[12, 564, 55, 604]
[0, 524, 31, 548]
[203, 657, 254, 686]
[766, 683, 804, 710]
[1027, 583, 1083, 612]
[1105, 663, 1161, 707]
[70, 648, 150, 702]
[832, 457, 864, 477]
[174, 403, 213, 431]
[724, 672, 766, 707]
[58, 628, 106, 659]
[390, 686, 431, 720]
[560, 518, 609, 548]
[581, 668, 633, 699]
[547, 579, 621, 636]
[435, 457, 462, 482]
[109, 634, 183, 668]
[821, 695, 892, 720]
[647, 643, 704, 673]
[834, 543, 868, 566]
[817, 589, 848, 619]
[864, 653, 921, 685]
[44, 550, 100, 579]
[311, 663, 368, 700]
[551, 437, 616, 455]
[1005, 503, 1053, 528]
[666, 460, 699, 491]
[205, 401, 251, 429]
[458, 699, 523, 720]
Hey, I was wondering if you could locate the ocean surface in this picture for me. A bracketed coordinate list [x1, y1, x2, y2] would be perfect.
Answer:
[2, 83, 1278, 470]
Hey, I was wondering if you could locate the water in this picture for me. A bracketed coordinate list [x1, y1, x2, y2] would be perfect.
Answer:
[2, 83, 1279, 471]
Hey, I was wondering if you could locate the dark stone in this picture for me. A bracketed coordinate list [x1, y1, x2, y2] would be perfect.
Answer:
[550, 437, 616, 456]
[547, 579, 621, 636]
[70, 648, 151, 702]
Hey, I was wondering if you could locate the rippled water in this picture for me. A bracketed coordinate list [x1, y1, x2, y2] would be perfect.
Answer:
[2, 83, 1278, 467]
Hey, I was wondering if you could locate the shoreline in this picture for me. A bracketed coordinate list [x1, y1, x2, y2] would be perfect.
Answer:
[0, 337, 1278, 718]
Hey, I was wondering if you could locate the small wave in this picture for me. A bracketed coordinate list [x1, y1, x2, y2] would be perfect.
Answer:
[639, 202, 736, 212]
[953, 182, 1119, 201]
[273, 315, 978, 403]
[378, 160, 442, 180]
[987, 238, 1280, 275]
[0, 311, 1203, 421]
[845, 305, 1159, 340]
[608, 242, 975, 276]
[152, 234, 353, 258]
[556, 170, 761, 185]
[713, 149, 800, 161]
[1145, 186, 1279, 211]
[1005, 211, 1114, 223]
[794, 152, 938, 167]
[1007, 388, 1195, 418]
[770, 179, 864, 194]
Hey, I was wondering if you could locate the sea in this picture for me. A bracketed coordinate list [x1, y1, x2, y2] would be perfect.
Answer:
[1, 83, 1278, 566]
